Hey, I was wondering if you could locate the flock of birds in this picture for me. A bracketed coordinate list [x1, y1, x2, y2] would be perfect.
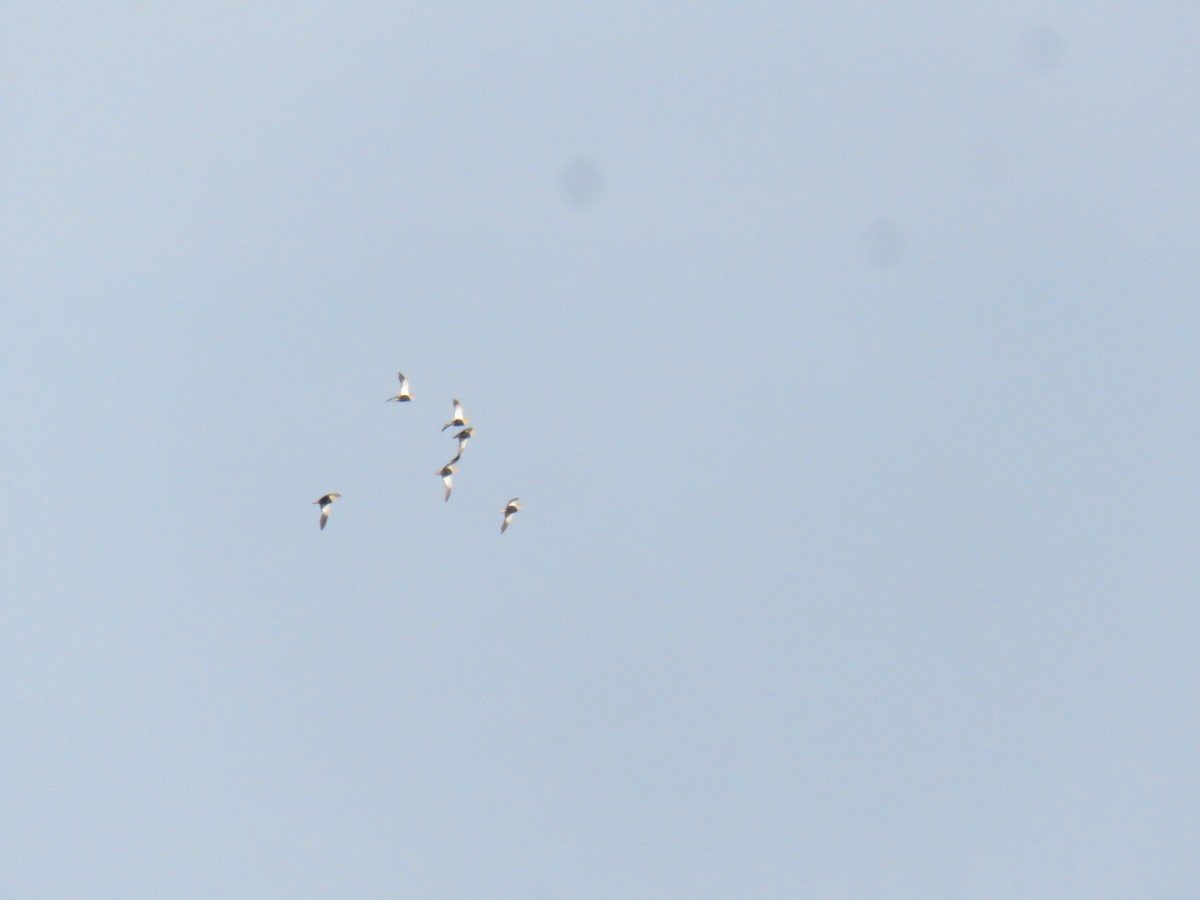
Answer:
[311, 372, 522, 534]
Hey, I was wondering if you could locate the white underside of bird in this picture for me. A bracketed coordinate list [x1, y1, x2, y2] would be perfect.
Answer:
[387, 372, 412, 402]
[441, 398, 468, 431]
[437, 464, 457, 501]
[501, 497, 521, 533]
[314, 492, 341, 530]
[451, 426, 473, 461]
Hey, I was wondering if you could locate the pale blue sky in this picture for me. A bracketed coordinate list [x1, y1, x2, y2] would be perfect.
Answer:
[2, 3, 1199, 897]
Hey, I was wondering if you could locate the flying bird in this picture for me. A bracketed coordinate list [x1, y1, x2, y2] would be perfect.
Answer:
[314, 492, 342, 530]
[441, 398, 468, 431]
[436, 463, 458, 502]
[450, 426, 474, 462]
[386, 372, 413, 403]
[501, 497, 521, 534]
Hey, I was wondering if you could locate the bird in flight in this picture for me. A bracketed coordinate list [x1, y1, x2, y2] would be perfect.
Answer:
[441, 398, 468, 431]
[450, 426, 474, 462]
[386, 372, 413, 403]
[436, 463, 458, 502]
[314, 492, 342, 530]
[501, 497, 521, 534]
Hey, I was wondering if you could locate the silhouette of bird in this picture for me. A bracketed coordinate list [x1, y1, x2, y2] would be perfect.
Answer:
[314, 492, 342, 530]
[441, 398, 468, 431]
[450, 426, 474, 462]
[386, 372, 413, 403]
[436, 463, 458, 502]
[501, 497, 521, 534]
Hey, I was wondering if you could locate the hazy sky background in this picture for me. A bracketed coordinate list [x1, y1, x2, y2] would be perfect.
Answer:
[2, 3, 1198, 897]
